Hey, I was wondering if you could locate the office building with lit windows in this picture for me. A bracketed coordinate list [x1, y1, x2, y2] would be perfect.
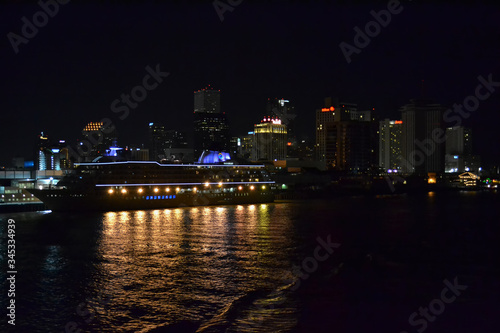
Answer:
[253, 117, 287, 161]
[149, 123, 191, 162]
[238, 132, 254, 160]
[315, 106, 335, 167]
[315, 97, 372, 171]
[445, 126, 481, 173]
[379, 119, 403, 171]
[266, 98, 297, 156]
[148, 122, 166, 161]
[193, 86, 229, 158]
[36, 133, 70, 171]
[80, 121, 117, 161]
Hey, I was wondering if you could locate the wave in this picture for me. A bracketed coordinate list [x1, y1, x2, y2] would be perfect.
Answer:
[196, 282, 298, 333]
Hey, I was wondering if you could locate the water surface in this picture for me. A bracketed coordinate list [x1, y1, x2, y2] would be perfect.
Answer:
[1, 192, 499, 332]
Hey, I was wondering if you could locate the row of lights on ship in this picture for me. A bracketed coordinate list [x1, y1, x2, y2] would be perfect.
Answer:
[108, 183, 265, 194]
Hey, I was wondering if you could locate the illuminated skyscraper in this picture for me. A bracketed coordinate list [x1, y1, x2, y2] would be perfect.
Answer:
[315, 105, 336, 166]
[80, 121, 117, 161]
[36, 133, 69, 170]
[445, 126, 480, 173]
[446, 126, 472, 156]
[148, 122, 166, 161]
[315, 97, 372, 171]
[36, 132, 50, 171]
[379, 119, 403, 171]
[253, 117, 287, 161]
[193, 86, 229, 158]
[266, 98, 297, 156]
[239, 132, 254, 160]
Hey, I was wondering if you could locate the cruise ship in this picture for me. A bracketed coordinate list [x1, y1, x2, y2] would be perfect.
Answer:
[29, 154, 276, 212]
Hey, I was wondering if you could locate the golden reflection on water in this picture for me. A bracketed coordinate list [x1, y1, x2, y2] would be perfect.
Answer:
[97, 203, 296, 328]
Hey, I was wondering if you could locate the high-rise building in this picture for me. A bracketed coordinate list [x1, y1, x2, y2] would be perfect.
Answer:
[253, 117, 287, 161]
[266, 98, 297, 156]
[379, 119, 403, 171]
[329, 121, 372, 172]
[36, 133, 70, 170]
[446, 126, 472, 156]
[315, 105, 336, 165]
[445, 126, 480, 173]
[315, 97, 373, 172]
[296, 138, 315, 161]
[193, 86, 229, 158]
[149, 123, 192, 162]
[165, 130, 188, 149]
[400, 99, 446, 174]
[194, 85, 221, 113]
[80, 121, 117, 161]
[239, 132, 254, 160]
[229, 137, 240, 157]
[148, 122, 166, 161]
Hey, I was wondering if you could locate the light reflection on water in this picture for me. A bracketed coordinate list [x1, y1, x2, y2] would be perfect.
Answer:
[92, 203, 298, 332]
[5, 192, 497, 332]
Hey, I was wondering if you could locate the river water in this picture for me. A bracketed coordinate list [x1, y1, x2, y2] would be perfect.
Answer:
[1, 191, 499, 332]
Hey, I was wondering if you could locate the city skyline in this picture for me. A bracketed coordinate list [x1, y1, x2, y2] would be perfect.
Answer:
[1, 2, 499, 166]
[1, 3, 500, 332]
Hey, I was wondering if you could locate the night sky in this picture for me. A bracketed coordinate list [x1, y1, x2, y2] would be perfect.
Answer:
[1, 0, 499, 166]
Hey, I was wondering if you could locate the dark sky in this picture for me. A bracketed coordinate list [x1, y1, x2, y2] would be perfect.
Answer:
[1, 0, 499, 166]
